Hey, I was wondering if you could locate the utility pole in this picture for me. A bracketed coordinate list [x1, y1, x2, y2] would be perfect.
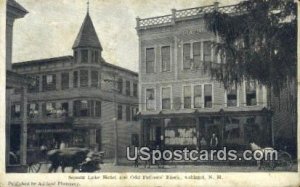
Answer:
[104, 71, 119, 165]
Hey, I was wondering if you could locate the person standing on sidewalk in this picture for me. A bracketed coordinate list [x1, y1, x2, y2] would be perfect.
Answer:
[210, 133, 218, 150]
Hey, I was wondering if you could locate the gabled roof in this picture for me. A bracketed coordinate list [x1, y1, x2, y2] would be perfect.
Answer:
[72, 13, 102, 50]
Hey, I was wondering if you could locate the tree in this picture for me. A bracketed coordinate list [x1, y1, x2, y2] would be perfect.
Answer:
[203, 0, 296, 95]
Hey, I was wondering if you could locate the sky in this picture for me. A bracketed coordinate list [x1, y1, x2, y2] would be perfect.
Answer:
[13, 0, 240, 72]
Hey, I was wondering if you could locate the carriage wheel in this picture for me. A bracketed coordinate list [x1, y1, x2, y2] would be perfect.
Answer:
[277, 151, 292, 170]
[27, 162, 42, 173]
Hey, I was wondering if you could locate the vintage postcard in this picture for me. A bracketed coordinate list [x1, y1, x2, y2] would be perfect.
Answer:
[0, 0, 299, 186]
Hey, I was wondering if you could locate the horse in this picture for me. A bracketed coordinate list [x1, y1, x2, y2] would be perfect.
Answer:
[249, 142, 274, 169]
[47, 147, 93, 173]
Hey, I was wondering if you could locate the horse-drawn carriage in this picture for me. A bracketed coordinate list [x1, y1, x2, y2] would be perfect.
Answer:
[27, 147, 104, 173]
[250, 143, 293, 171]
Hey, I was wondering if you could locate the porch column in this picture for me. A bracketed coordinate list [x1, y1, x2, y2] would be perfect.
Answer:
[140, 119, 144, 147]
[20, 86, 28, 165]
[5, 89, 13, 166]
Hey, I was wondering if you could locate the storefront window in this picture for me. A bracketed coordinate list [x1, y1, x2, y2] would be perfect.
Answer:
[224, 117, 241, 145]
[131, 134, 139, 147]
[162, 87, 171, 110]
[183, 86, 191, 109]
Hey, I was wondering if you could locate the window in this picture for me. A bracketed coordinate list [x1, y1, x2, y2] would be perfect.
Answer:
[204, 84, 212, 108]
[203, 41, 212, 62]
[44, 102, 55, 116]
[27, 103, 39, 118]
[73, 100, 100, 117]
[146, 48, 155, 73]
[91, 51, 95, 63]
[42, 74, 56, 91]
[183, 43, 191, 69]
[146, 88, 155, 110]
[95, 101, 101, 117]
[162, 87, 171, 110]
[91, 71, 99, 87]
[61, 102, 69, 117]
[74, 51, 78, 63]
[126, 106, 131, 121]
[80, 70, 88, 87]
[61, 72, 69, 90]
[80, 100, 88, 116]
[117, 78, 123, 94]
[28, 76, 39, 93]
[117, 105, 122, 120]
[194, 85, 202, 108]
[55, 102, 68, 117]
[161, 46, 170, 72]
[246, 82, 257, 106]
[126, 81, 131, 96]
[73, 71, 78, 88]
[81, 49, 88, 63]
[227, 85, 237, 107]
[132, 107, 138, 121]
[193, 42, 201, 69]
[183, 86, 191, 109]
[133, 83, 138, 97]
[11, 104, 21, 118]
[95, 51, 99, 63]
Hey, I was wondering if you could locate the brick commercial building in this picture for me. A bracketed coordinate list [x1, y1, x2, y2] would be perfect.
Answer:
[136, 3, 274, 151]
[10, 10, 140, 164]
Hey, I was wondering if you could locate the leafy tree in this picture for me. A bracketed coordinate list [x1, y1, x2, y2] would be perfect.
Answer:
[204, 0, 296, 95]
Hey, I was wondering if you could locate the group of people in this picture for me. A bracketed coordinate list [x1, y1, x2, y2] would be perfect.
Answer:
[198, 133, 219, 150]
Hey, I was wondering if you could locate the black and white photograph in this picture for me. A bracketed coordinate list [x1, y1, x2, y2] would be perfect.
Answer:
[1, 0, 299, 186]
